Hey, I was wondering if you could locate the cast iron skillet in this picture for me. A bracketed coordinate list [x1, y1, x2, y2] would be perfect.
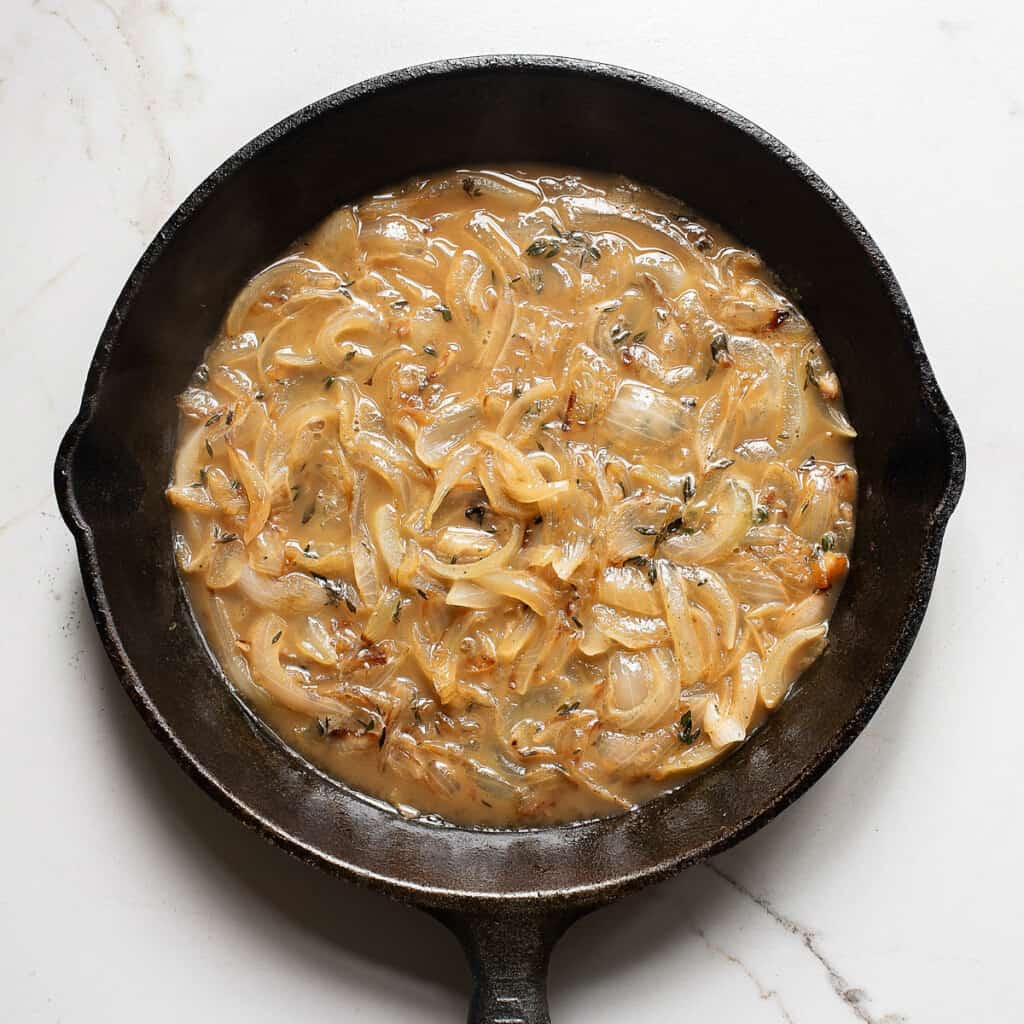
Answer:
[55, 56, 965, 1023]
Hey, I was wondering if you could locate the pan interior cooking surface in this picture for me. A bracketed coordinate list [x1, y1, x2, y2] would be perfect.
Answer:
[168, 165, 858, 829]
[56, 55, 964, 1024]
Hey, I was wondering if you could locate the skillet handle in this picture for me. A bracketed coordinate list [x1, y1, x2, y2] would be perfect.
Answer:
[431, 907, 582, 1024]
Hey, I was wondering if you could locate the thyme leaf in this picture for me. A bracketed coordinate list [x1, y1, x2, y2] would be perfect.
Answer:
[678, 710, 700, 745]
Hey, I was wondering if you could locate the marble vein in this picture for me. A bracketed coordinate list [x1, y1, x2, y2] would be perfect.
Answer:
[0, 493, 55, 538]
[694, 925, 796, 1024]
[10, 254, 82, 328]
[33, 1, 109, 72]
[91, 0, 175, 229]
[705, 864, 908, 1024]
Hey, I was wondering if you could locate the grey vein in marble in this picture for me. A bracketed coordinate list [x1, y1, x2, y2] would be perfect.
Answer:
[706, 864, 908, 1024]
[694, 925, 797, 1024]
[34, 0, 202, 238]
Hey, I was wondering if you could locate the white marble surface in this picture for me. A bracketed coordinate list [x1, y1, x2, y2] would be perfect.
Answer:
[2, 1, 1021, 1020]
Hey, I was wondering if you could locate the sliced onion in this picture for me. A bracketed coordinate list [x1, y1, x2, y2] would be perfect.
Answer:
[370, 503, 406, 576]
[352, 430, 429, 499]
[774, 346, 805, 454]
[314, 304, 382, 372]
[225, 444, 270, 544]
[705, 650, 762, 748]
[297, 616, 340, 666]
[410, 623, 458, 705]
[414, 399, 481, 469]
[655, 563, 706, 685]
[284, 540, 352, 576]
[651, 736, 721, 779]
[603, 381, 693, 449]
[349, 471, 381, 606]
[603, 491, 674, 563]
[592, 604, 669, 649]
[308, 206, 361, 273]
[511, 611, 563, 692]
[496, 607, 538, 662]
[361, 214, 428, 260]
[236, 566, 328, 614]
[421, 522, 524, 579]
[475, 569, 555, 614]
[206, 538, 246, 589]
[227, 257, 342, 335]
[434, 526, 499, 560]
[252, 528, 287, 576]
[790, 470, 837, 543]
[462, 172, 543, 213]
[661, 478, 753, 564]
[478, 432, 570, 504]
[604, 648, 678, 732]
[446, 580, 507, 610]
[424, 442, 480, 528]
[761, 624, 828, 708]
[597, 564, 662, 615]
[674, 565, 738, 650]
[776, 593, 832, 634]
[721, 553, 789, 607]
[208, 595, 257, 698]
[476, 450, 528, 517]
[634, 250, 686, 296]
[364, 587, 403, 643]
[165, 485, 218, 515]
[579, 619, 612, 657]
[206, 467, 248, 516]
[496, 381, 557, 441]
[552, 532, 589, 582]
[249, 614, 348, 717]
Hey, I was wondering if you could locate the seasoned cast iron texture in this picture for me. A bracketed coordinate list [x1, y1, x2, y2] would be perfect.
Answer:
[55, 56, 965, 1024]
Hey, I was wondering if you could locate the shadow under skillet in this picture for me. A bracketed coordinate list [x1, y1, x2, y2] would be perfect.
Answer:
[76, 585, 468, 1007]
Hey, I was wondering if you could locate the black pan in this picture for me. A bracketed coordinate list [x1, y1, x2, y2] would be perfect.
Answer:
[54, 56, 965, 1023]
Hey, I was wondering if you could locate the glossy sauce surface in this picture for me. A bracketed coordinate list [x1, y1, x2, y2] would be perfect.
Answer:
[168, 167, 857, 826]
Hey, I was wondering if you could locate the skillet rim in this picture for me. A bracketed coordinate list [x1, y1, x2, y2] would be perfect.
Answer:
[54, 54, 966, 911]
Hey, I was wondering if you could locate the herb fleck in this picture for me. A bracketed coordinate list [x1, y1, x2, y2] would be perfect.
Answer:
[311, 572, 357, 612]
[710, 333, 730, 365]
[271, 631, 282, 645]
[678, 710, 700, 745]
